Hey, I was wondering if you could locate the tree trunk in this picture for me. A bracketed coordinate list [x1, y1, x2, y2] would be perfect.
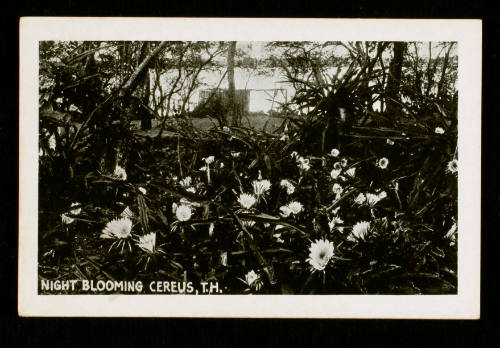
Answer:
[385, 42, 406, 116]
[119, 41, 168, 99]
[226, 42, 239, 126]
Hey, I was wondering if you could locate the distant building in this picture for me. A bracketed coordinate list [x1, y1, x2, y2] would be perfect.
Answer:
[198, 89, 250, 114]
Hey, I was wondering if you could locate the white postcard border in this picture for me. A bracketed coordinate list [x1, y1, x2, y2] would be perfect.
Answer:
[19, 17, 481, 318]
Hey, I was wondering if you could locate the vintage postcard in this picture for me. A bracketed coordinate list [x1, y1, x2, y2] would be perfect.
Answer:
[19, 18, 481, 318]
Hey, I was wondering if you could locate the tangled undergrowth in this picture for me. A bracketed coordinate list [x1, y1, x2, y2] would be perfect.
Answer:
[38, 40, 458, 295]
[39, 115, 457, 294]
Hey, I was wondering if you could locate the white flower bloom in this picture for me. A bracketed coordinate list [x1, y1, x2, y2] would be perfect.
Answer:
[136, 232, 156, 254]
[386, 138, 395, 145]
[70, 202, 81, 216]
[101, 217, 133, 239]
[186, 187, 196, 194]
[179, 176, 192, 187]
[445, 222, 457, 240]
[138, 187, 147, 195]
[354, 193, 366, 205]
[366, 193, 381, 206]
[199, 166, 207, 171]
[242, 220, 256, 227]
[297, 157, 310, 171]
[307, 239, 335, 271]
[290, 151, 298, 158]
[231, 151, 241, 158]
[287, 201, 303, 215]
[435, 127, 445, 134]
[172, 202, 178, 214]
[280, 179, 295, 195]
[252, 179, 271, 196]
[351, 221, 370, 240]
[209, 223, 215, 237]
[175, 205, 192, 222]
[330, 168, 341, 179]
[121, 206, 134, 218]
[377, 191, 387, 200]
[447, 159, 458, 174]
[223, 126, 230, 132]
[61, 214, 74, 225]
[345, 167, 356, 178]
[48, 134, 56, 150]
[245, 270, 259, 287]
[332, 183, 343, 195]
[376, 157, 389, 169]
[280, 134, 289, 141]
[220, 162, 224, 168]
[273, 233, 284, 243]
[328, 216, 344, 231]
[238, 193, 257, 209]
[340, 158, 348, 167]
[330, 148, 340, 157]
[204, 156, 215, 164]
[333, 162, 342, 170]
[220, 251, 228, 266]
[113, 165, 127, 181]
[279, 205, 293, 218]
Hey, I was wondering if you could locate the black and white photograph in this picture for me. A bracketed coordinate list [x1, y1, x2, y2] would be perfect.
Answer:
[19, 18, 481, 317]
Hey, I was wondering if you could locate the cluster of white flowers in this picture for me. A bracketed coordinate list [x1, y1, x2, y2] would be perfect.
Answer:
[101, 217, 133, 239]
[136, 232, 156, 254]
[280, 179, 295, 195]
[237, 193, 257, 210]
[252, 179, 271, 196]
[349, 221, 371, 241]
[279, 201, 303, 217]
[307, 239, 335, 272]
